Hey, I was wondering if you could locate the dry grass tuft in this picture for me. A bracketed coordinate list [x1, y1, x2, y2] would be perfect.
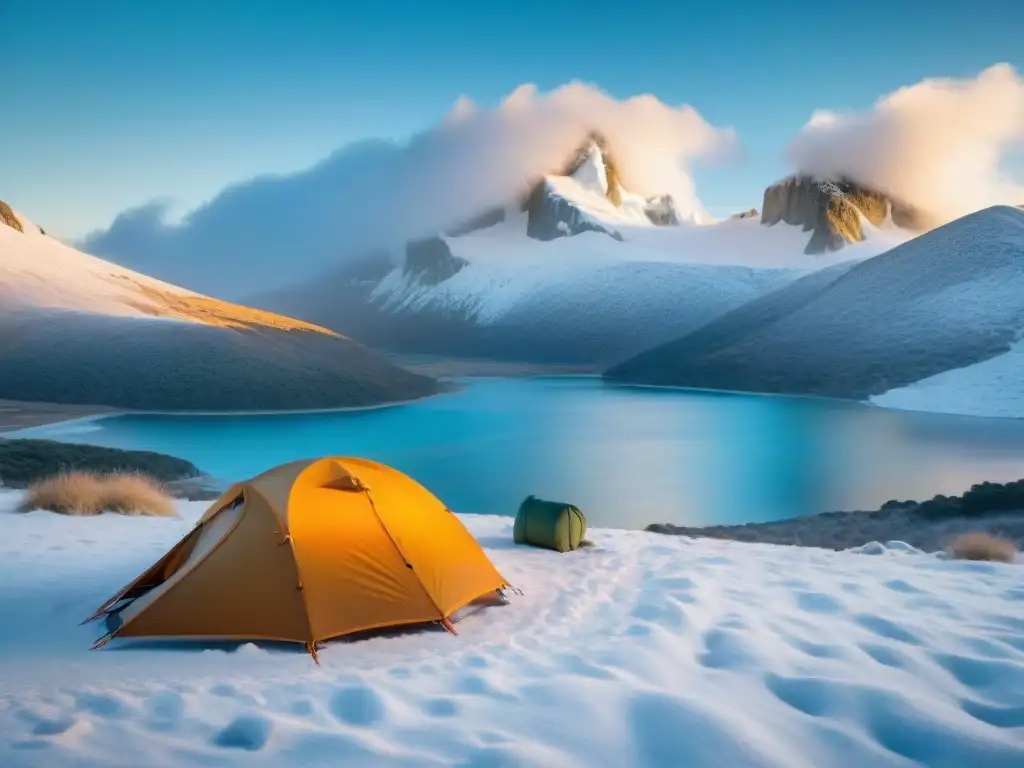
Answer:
[948, 532, 1018, 563]
[19, 471, 178, 517]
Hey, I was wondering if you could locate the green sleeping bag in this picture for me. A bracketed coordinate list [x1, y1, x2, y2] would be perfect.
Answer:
[513, 495, 587, 552]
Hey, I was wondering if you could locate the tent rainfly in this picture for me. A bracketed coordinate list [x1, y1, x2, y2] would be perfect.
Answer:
[83, 457, 514, 661]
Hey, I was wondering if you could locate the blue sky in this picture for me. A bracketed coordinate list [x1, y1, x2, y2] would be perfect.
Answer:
[3, 0, 1022, 240]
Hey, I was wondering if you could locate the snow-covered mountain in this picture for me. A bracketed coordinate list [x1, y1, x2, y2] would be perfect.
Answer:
[0, 203, 437, 410]
[606, 205, 1024, 411]
[255, 137, 912, 367]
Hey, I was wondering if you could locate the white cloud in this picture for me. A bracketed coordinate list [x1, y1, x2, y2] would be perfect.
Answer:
[82, 82, 733, 299]
[786, 64, 1024, 223]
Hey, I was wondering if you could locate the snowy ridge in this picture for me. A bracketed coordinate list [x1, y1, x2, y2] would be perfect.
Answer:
[257, 137, 915, 367]
[1, 494, 1022, 767]
[263, 186, 909, 366]
[607, 206, 1024, 403]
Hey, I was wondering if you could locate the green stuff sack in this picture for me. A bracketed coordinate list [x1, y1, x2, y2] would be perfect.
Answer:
[513, 495, 587, 553]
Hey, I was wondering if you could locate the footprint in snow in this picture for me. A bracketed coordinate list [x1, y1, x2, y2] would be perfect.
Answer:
[212, 714, 272, 751]
[329, 685, 386, 727]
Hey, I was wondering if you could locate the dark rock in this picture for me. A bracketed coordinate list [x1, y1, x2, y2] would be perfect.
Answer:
[645, 477, 1024, 553]
[403, 237, 468, 286]
[730, 208, 759, 220]
[525, 181, 623, 242]
[761, 176, 932, 254]
[643, 195, 681, 226]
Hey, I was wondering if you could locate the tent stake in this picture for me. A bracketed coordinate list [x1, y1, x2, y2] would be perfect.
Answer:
[306, 642, 321, 665]
[90, 632, 114, 650]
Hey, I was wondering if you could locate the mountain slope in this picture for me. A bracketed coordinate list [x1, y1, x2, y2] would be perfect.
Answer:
[255, 140, 912, 367]
[605, 206, 1024, 401]
[0, 204, 438, 410]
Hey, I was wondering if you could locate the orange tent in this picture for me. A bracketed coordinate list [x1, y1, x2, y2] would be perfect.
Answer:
[83, 457, 511, 660]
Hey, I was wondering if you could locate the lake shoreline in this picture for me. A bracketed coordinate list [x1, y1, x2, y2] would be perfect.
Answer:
[0, 359, 597, 434]
[648, 505, 1024, 554]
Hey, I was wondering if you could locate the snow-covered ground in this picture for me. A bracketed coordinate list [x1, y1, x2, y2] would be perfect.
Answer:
[872, 340, 1024, 419]
[2, 492, 1022, 767]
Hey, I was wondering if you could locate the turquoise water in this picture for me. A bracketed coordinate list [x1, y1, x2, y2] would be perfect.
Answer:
[13, 377, 1024, 529]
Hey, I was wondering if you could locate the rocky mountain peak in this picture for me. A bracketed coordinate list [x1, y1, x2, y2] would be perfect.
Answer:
[761, 176, 933, 254]
[558, 131, 623, 207]
[404, 236, 468, 286]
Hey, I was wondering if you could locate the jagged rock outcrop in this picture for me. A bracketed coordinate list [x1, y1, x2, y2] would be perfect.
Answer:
[643, 195, 681, 226]
[523, 134, 630, 242]
[761, 176, 931, 254]
[731, 208, 759, 220]
[558, 131, 623, 206]
[525, 181, 623, 242]
[0, 200, 23, 233]
[404, 236, 468, 285]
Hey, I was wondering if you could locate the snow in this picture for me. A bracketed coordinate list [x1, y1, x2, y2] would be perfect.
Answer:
[608, 206, 1024, 404]
[0, 210, 194, 318]
[569, 142, 609, 198]
[872, 339, 1024, 419]
[2, 491, 1023, 767]
[370, 202, 910, 332]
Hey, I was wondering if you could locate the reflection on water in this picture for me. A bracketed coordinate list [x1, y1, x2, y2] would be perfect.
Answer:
[11, 377, 1024, 529]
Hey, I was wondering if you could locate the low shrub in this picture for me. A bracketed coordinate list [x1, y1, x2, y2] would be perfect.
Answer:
[916, 479, 1024, 519]
[0, 438, 200, 489]
[19, 471, 177, 517]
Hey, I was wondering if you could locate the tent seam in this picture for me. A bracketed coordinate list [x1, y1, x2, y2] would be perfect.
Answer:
[362, 488, 449, 623]
[270, 486, 319, 646]
[105, 487, 251, 641]
[84, 484, 245, 623]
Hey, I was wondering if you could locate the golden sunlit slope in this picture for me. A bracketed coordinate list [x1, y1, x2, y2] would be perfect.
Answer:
[0, 203, 438, 411]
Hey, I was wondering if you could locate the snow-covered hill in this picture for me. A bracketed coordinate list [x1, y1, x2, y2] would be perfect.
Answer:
[872, 339, 1024, 418]
[2, 493, 1022, 767]
[606, 206, 1024, 407]
[256, 139, 912, 367]
[0, 204, 437, 410]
